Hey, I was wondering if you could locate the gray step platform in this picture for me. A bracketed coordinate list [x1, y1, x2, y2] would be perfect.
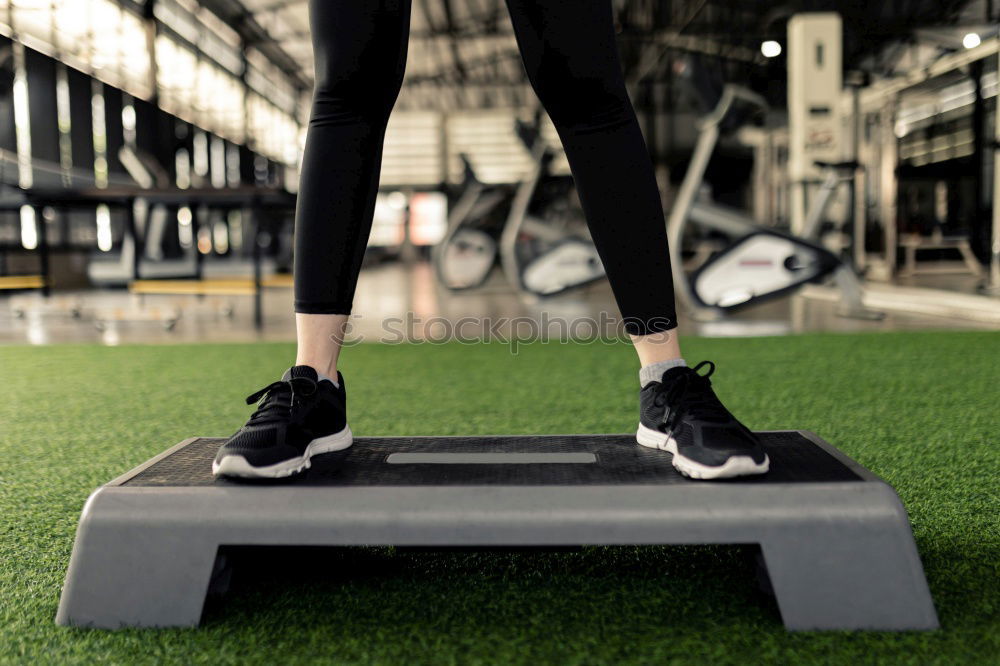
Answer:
[56, 431, 938, 631]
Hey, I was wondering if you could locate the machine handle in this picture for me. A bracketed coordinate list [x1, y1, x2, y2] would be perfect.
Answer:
[699, 84, 769, 130]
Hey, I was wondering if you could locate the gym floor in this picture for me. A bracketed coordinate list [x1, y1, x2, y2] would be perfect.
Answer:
[1, 259, 998, 346]
[2, 263, 999, 663]
[0, 328, 997, 663]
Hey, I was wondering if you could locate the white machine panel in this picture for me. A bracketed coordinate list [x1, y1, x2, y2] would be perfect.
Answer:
[788, 13, 844, 182]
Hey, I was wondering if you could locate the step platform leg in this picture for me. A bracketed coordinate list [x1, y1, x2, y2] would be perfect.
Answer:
[760, 487, 939, 631]
[55, 489, 219, 629]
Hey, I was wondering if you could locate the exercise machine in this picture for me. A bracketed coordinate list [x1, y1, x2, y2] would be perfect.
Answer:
[434, 110, 605, 297]
[56, 430, 937, 631]
[432, 154, 512, 290]
[499, 113, 605, 296]
[666, 84, 884, 321]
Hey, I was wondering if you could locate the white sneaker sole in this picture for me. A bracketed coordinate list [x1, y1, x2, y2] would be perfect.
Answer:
[636, 423, 769, 480]
[212, 425, 353, 479]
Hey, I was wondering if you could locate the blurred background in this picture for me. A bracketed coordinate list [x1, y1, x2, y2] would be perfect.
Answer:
[0, 0, 998, 343]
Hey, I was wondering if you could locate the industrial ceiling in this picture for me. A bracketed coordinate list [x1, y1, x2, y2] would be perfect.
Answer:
[201, 0, 993, 110]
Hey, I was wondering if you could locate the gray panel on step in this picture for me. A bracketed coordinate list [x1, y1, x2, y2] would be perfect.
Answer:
[56, 431, 938, 632]
[122, 432, 861, 487]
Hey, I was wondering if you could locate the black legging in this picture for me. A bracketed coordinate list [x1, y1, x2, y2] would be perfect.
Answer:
[294, 0, 677, 335]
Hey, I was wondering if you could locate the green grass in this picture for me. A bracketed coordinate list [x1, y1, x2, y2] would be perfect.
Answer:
[1, 330, 998, 665]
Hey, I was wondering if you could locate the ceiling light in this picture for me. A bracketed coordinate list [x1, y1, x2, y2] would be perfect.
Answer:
[761, 41, 782, 58]
[962, 33, 981, 49]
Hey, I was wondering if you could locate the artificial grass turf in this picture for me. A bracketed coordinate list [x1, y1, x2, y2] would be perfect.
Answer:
[0, 330, 997, 665]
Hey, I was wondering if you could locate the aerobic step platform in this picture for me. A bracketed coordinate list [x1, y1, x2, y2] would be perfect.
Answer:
[56, 431, 938, 631]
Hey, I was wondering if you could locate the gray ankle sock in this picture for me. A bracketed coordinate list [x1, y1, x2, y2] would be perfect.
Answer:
[316, 370, 339, 388]
[639, 358, 687, 387]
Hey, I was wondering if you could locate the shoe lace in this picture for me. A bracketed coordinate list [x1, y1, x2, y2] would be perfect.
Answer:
[244, 376, 318, 426]
[651, 360, 728, 428]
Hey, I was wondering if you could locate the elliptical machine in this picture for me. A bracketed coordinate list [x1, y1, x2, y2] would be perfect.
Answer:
[432, 153, 513, 290]
[433, 107, 605, 297]
[665, 83, 884, 321]
[499, 110, 605, 296]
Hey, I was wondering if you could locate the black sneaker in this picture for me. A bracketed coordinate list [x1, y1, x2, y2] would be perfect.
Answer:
[212, 365, 352, 479]
[637, 360, 769, 479]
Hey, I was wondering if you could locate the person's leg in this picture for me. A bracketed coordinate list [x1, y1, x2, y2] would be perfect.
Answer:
[631, 328, 682, 367]
[293, 0, 412, 377]
[504, 0, 767, 479]
[295, 313, 348, 378]
[503, 0, 679, 348]
[214, 0, 412, 478]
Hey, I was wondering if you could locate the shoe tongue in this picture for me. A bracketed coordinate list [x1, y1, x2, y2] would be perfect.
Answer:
[660, 365, 691, 383]
[282, 365, 318, 382]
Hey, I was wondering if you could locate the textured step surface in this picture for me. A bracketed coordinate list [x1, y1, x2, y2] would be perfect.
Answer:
[124, 431, 861, 487]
